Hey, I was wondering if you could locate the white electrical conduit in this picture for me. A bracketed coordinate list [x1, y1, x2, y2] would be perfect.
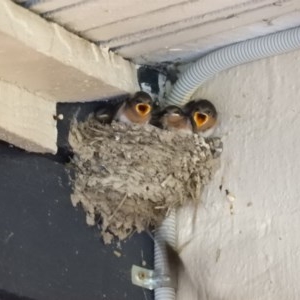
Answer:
[155, 26, 300, 300]
[154, 209, 177, 300]
[167, 26, 300, 106]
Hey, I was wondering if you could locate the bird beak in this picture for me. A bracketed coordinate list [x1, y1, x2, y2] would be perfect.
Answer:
[169, 112, 181, 117]
[193, 112, 208, 128]
[135, 103, 151, 116]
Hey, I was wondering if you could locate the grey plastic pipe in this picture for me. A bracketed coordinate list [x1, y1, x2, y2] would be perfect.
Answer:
[155, 26, 300, 300]
[166, 26, 300, 106]
[154, 209, 177, 300]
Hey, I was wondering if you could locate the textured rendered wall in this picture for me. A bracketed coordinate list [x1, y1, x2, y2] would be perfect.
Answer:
[177, 49, 300, 299]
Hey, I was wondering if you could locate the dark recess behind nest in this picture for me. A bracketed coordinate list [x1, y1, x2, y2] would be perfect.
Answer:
[138, 66, 160, 95]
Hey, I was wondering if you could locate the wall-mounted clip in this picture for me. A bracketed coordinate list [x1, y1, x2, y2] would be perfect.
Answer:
[131, 265, 174, 290]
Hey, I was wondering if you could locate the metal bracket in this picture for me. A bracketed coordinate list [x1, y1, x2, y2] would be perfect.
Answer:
[131, 265, 173, 290]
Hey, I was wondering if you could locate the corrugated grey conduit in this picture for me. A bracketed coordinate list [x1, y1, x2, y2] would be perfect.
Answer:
[154, 209, 177, 300]
[167, 26, 300, 106]
[155, 26, 300, 300]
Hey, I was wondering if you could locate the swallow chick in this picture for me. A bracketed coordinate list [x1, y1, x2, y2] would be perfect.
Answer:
[182, 99, 218, 137]
[95, 91, 153, 125]
[151, 105, 193, 134]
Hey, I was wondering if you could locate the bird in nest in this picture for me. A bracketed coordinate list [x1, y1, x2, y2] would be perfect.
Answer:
[150, 105, 193, 134]
[152, 99, 217, 137]
[95, 91, 154, 125]
[182, 99, 218, 137]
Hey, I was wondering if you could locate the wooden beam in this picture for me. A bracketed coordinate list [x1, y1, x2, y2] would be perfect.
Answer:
[0, 0, 139, 153]
[0, 80, 57, 154]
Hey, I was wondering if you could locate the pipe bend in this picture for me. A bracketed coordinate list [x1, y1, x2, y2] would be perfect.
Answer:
[166, 26, 300, 106]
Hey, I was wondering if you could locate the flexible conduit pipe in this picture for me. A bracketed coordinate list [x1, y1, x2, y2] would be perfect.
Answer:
[166, 26, 300, 106]
[154, 209, 176, 300]
[155, 26, 300, 300]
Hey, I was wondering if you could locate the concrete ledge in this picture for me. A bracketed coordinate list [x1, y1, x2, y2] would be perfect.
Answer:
[0, 0, 140, 153]
[0, 0, 139, 101]
[0, 80, 57, 154]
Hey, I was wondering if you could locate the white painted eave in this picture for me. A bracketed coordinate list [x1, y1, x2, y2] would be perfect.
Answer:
[17, 0, 300, 64]
[0, 0, 139, 153]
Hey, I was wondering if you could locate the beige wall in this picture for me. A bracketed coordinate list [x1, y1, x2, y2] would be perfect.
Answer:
[177, 49, 300, 299]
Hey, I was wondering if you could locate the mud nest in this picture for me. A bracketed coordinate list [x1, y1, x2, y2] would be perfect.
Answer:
[69, 117, 222, 244]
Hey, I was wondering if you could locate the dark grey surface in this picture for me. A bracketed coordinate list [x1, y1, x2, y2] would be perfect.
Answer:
[0, 100, 154, 300]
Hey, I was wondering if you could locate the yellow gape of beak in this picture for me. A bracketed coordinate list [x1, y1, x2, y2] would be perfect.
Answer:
[193, 112, 208, 128]
[135, 103, 151, 117]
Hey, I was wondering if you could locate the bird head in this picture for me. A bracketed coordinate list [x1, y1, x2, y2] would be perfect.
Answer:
[183, 99, 217, 134]
[127, 91, 153, 118]
[159, 105, 192, 133]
